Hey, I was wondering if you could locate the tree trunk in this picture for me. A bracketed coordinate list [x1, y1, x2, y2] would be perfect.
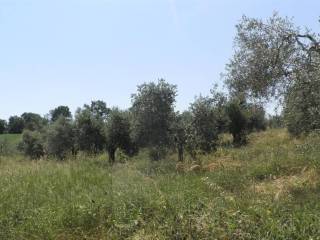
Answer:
[178, 144, 184, 162]
[108, 148, 116, 165]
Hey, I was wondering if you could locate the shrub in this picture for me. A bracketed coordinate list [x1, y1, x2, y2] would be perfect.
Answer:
[18, 130, 45, 159]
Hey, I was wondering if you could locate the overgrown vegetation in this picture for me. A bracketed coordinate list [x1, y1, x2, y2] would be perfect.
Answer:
[1, 12, 320, 239]
[0, 130, 320, 239]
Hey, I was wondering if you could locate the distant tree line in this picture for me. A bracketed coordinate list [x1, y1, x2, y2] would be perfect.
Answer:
[1, 79, 268, 163]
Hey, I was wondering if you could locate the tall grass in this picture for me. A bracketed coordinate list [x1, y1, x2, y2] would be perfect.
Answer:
[0, 129, 320, 239]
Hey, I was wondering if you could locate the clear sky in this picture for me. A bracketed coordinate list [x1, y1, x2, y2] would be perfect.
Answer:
[1, 0, 319, 119]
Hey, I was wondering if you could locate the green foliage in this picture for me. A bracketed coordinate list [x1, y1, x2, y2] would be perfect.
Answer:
[226, 99, 248, 145]
[84, 100, 110, 121]
[224, 13, 301, 99]
[225, 13, 320, 137]
[8, 116, 24, 134]
[247, 103, 267, 132]
[46, 116, 75, 159]
[189, 96, 219, 153]
[21, 112, 47, 131]
[49, 106, 72, 122]
[131, 79, 177, 159]
[105, 108, 135, 164]
[18, 130, 45, 159]
[172, 111, 192, 161]
[74, 107, 106, 154]
[284, 66, 320, 136]
[0, 119, 7, 134]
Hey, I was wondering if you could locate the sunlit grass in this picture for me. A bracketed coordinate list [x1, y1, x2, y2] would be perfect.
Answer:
[0, 129, 320, 239]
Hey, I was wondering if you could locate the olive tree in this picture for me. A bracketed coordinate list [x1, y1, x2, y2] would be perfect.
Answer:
[74, 106, 106, 154]
[131, 79, 177, 160]
[189, 96, 219, 153]
[105, 109, 135, 164]
[225, 99, 248, 146]
[224, 13, 320, 135]
[46, 116, 75, 159]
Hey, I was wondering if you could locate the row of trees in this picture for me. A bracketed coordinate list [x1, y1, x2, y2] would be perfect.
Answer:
[0, 106, 72, 134]
[13, 79, 267, 163]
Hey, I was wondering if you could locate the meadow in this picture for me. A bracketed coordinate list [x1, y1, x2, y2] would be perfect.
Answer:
[0, 129, 320, 239]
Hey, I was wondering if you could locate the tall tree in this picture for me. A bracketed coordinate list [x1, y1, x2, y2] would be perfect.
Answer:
[131, 79, 177, 160]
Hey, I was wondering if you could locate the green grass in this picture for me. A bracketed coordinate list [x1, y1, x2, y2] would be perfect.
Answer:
[0, 134, 22, 155]
[0, 129, 320, 239]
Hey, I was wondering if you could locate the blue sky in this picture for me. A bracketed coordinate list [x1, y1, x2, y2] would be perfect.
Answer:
[1, 0, 319, 119]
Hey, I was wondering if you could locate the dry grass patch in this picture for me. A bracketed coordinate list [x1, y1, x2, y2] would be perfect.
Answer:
[252, 168, 319, 200]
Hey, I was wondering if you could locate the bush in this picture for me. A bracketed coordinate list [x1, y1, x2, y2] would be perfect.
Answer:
[18, 130, 45, 159]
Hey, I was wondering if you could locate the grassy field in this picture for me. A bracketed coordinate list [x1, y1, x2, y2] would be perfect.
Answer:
[0, 134, 22, 155]
[0, 129, 320, 239]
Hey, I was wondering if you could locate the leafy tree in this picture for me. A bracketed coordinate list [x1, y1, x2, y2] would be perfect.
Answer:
[18, 130, 45, 159]
[46, 116, 75, 159]
[189, 96, 219, 153]
[21, 112, 46, 131]
[284, 66, 320, 135]
[8, 116, 24, 134]
[74, 107, 106, 154]
[226, 99, 248, 145]
[50, 106, 72, 122]
[224, 13, 320, 135]
[131, 79, 177, 160]
[0, 119, 7, 134]
[84, 100, 110, 121]
[105, 108, 135, 164]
